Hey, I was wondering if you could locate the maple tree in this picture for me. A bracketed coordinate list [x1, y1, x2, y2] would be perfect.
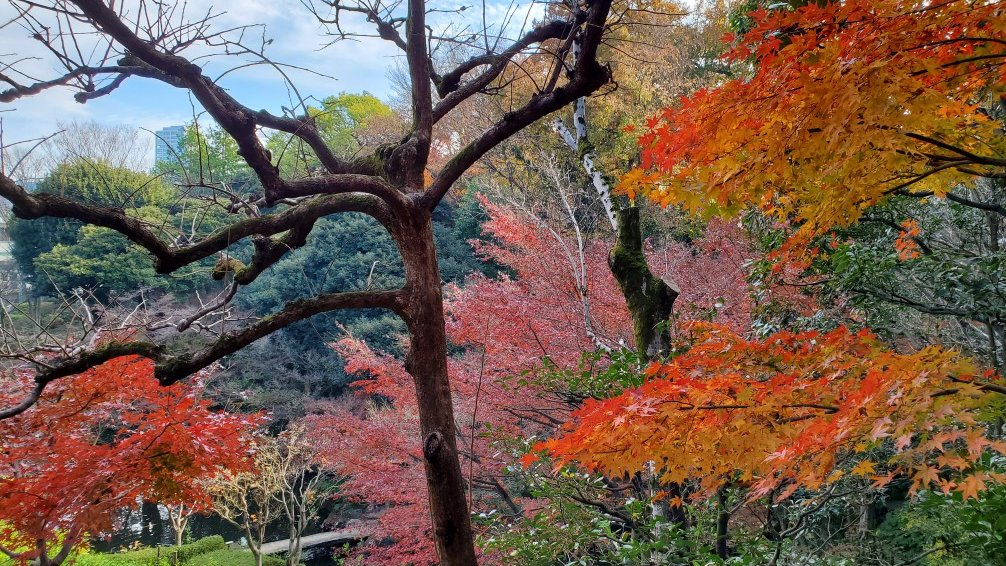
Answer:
[0, 355, 259, 566]
[621, 0, 1006, 241]
[538, 322, 1006, 502]
[535, 0, 1006, 557]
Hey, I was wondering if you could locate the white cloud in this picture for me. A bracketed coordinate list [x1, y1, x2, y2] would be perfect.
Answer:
[0, 0, 550, 156]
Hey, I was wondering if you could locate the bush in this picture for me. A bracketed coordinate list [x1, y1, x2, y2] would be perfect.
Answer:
[73, 536, 226, 566]
[187, 550, 285, 566]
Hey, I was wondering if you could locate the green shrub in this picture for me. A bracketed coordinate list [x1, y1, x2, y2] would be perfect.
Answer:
[72, 536, 226, 566]
[187, 549, 285, 566]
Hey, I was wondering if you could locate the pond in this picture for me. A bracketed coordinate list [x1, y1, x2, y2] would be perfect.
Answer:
[93, 503, 343, 565]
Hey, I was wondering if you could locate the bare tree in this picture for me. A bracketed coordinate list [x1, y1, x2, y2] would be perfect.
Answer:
[0, 121, 151, 182]
[208, 428, 338, 566]
[46, 121, 152, 172]
[0, 0, 620, 562]
[274, 426, 337, 566]
[208, 437, 287, 566]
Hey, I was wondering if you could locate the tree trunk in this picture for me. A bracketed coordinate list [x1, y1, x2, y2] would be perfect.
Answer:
[168, 504, 188, 547]
[398, 206, 477, 566]
[286, 511, 304, 566]
[608, 206, 686, 525]
[608, 207, 678, 360]
[715, 488, 730, 559]
[34, 537, 73, 566]
[247, 523, 265, 566]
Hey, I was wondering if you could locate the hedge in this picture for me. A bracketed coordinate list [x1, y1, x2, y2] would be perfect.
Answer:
[73, 536, 226, 566]
[186, 550, 285, 566]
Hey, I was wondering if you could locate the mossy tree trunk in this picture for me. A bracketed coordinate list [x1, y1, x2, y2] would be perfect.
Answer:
[608, 207, 679, 360]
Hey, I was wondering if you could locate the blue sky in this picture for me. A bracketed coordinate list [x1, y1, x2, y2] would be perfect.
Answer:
[0, 0, 544, 168]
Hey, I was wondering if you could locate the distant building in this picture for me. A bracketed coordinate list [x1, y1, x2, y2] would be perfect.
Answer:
[19, 179, 40, 192]
[154, 125, 186, 164]
[0, 201, 11, 265]
[0, 200, 24, 301]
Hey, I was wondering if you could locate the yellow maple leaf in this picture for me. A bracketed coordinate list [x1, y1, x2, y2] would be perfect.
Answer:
[851, 460, 877, 477]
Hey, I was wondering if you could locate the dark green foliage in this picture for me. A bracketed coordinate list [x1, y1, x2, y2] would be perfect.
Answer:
[219, 200, 485, 414]
[449, 190, 504, 279]
[871, 483, 1006, 565]
[9, 161, 172, 296]
[805, 191, 1006, 364]
[433, 199, 488, 284]
[7, 214, 80, 289]
[238, 213, 405, 313]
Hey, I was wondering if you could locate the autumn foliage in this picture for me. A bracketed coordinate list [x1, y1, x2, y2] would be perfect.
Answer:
[537, 322, 1006, 502]
[0, 355, 260, 562]
[621, 0, 1006, 238]
[304, 196, 777, 562]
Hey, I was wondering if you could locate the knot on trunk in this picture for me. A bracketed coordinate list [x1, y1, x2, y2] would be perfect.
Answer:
[423, 431, 444, 460]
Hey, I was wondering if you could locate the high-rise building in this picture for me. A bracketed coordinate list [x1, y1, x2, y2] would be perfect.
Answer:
[154, 125, 186, 164]
[0, 200, 11, 265]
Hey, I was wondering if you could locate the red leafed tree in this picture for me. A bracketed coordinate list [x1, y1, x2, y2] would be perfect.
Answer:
[0, 355, 260, 566]
[449, 198, 782, 359]
[306, 339, 440, 565]
[447, 196, 632, 364]
[646, 218, 758, 332]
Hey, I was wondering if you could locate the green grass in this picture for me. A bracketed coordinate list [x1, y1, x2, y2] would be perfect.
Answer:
[186, 549, 285, 566]
[3, 534, 295, 566]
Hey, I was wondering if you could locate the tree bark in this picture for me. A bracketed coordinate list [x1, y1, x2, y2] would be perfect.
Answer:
[608, 207, 679, 361]
[34, 537, 74, 566]
[399, 205, 477, 565]
[715, 488, 730, 559]
[167, 504, 189, 546]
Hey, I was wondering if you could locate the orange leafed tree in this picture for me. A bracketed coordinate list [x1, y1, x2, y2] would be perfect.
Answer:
[620, 0, 1006, 237]
[538, 322, 1006, 502]
[540, 0, 1006, 506]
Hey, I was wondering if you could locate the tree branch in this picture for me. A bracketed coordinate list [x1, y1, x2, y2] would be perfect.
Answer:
[422, 0, 613, 209]
[0, 172, 395, 275]
[905, 132, 1006, 168]
[0, 341, 165, 419]
[0, 289, 405, 419]
[155, 289, 405, 385]
[67, 0, 369, 199]
[406, 0, 432, 180]
[432, 18, 577, 122]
